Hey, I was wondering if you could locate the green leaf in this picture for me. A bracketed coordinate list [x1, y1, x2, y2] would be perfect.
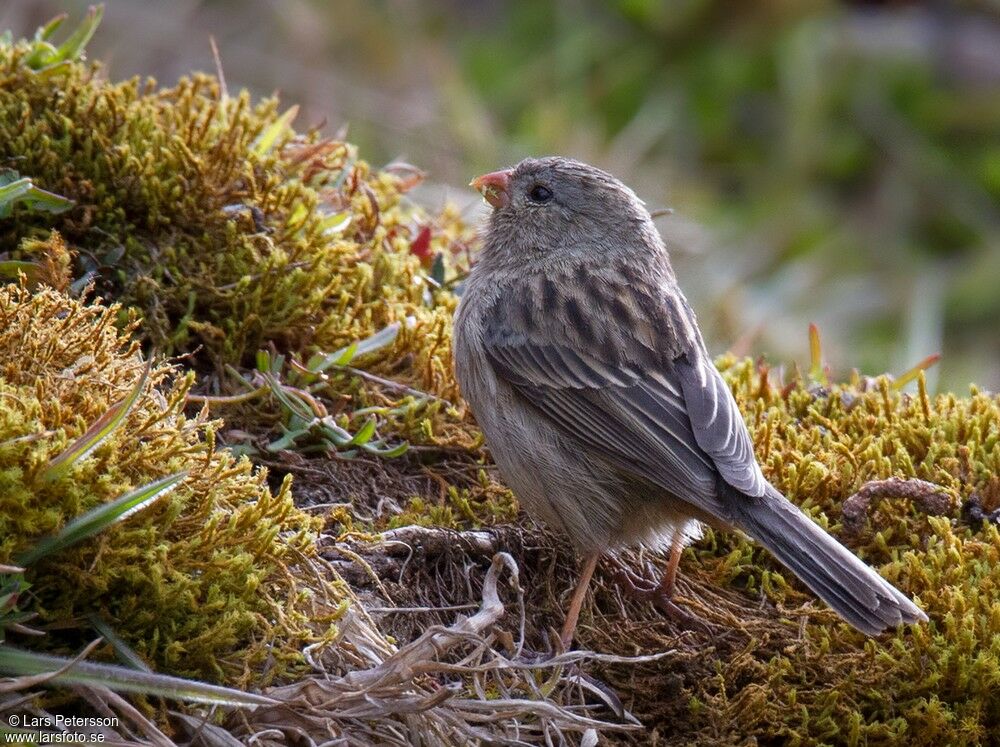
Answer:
[52, 4, 103, 64]
[86, 614, 152, 673]
[0, 177, 32, 215]
[808, 323, 828, 386]
[255, 349, 273, 373]
[430, 252, 446, 286]
[266, 428, 308, 452]
[24, 5, 104, 71]
[362, 440, 408, 458]
[22, 41, 57, 70]
[0, 645, 275, 707]
[353, 321, 402, 357]
[17, 471, 187, 567]
[348, 417, 377, 446]
[318, 210, 353, 236]
[252, 104, 298, 156]
[42, 358, 153, 483]
[0, 175, 74, 218]
[37, 14, 68, 42]
[335, 342, 359, 366]
[263, 373, 314, 421]
[0, 261, 41, 283]
[318, 419, 353, 447]
[306, 322, 400, 374]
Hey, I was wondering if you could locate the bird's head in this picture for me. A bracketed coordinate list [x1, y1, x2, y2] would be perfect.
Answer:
[470, 156, 657, 266]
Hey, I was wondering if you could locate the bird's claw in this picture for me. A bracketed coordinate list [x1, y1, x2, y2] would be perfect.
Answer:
[608, 557, 712, 632]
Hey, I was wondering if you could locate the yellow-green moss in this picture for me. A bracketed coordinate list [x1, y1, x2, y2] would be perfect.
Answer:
[387, 476, 520, 531]
[0, 284, 346, 685]
[667, 357, 1000, 745]
[0, 35, 474, 448]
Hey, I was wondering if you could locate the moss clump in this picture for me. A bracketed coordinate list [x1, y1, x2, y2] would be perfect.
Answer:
[625, 357, 1000, 745]
[386, 476, 520, 531]
[0, 284, 344, 685]
[0, 32, 473, 449]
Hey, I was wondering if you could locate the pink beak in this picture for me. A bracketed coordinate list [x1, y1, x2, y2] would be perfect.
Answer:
[470, 169, 513, 209]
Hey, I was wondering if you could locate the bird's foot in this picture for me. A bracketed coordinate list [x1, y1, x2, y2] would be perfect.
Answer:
[607, 556, 710, 632]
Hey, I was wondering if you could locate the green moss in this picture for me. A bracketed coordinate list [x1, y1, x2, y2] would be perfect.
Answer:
[0, 33, 474, 449]
[664, 357, 1000, 745]
[387, 478, 519, 531]
[0, 284, 345, 685]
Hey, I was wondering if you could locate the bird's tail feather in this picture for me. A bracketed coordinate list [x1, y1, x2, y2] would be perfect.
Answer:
[724, 484, 926, 635]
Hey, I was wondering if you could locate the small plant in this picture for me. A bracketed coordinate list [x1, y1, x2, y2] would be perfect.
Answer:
[16, 4, 103, 73]
[251, 323, 411, 458]
[0, 285, 340, 683]
[0, 473, 185, 650]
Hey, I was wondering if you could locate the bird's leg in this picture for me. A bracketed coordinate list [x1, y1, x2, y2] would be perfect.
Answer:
[559, 552, 599, 651]
[658, 533, 684, 599]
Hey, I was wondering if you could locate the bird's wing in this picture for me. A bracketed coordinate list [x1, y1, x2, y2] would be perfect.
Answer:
[482, 270, 766, 519]
[672, 351, 768, 497]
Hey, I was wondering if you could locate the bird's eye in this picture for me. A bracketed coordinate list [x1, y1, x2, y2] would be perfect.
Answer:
[528, 184, 553, 203]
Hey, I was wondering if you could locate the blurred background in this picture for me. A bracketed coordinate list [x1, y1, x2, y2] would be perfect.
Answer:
[2, 0, 998, 391]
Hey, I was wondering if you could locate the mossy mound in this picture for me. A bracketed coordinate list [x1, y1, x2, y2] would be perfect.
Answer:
[0, 32, 472, 449]
[574, 359, 1000, 745]
[0, 284, 345, 685]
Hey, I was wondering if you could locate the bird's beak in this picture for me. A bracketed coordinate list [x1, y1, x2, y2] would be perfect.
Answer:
[470, 169, 513, 209]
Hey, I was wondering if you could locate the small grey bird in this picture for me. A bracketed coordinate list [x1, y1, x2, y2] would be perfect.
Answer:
[454, 156, 926, 648]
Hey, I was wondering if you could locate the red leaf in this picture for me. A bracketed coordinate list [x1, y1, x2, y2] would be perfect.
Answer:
[410, 225, 432, 263]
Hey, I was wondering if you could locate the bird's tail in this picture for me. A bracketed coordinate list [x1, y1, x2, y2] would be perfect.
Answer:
[722, 483, 927, 635]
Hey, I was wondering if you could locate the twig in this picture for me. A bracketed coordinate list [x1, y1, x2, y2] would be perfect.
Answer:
[366, 603, 480, 614]
[378, 525, 498, 557]
[238, 552, 639, 744]
[330, 364, 452, 406]
[185, 386, 269, 405]
[841, 477, 954, 534]
[209, 36, 228, 102]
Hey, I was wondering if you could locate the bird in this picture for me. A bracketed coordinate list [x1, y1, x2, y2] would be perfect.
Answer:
[453, 156, 927, 650]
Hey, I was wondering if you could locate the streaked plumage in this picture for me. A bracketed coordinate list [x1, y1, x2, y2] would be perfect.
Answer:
[455, 156, 926, 637]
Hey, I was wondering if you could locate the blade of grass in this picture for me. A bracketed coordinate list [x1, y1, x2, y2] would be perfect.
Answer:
[0, 174, 74, 218]
[362, 441, 408, 458]
[0, 645, 275, 706]
[252, 104, 298, 155]
[262, 373, 314, 421]
[348, 417, 377, 446]
[893, 353, 941, 390]
[808, 323, 828, 385]
[305, 342, 356, 374]
[16, 183, 75, 215]
[17, 471, 187, 566]
[22, 6, 103, 70]
[42, 358, 152, 483]
[36, 13, 67, 41]
[0, 177, 32, 208]
[0, 260, 40, 282]
[43, 4, 103, 69]
[305, 322, 400, 374]
[86, 614, 152, 673]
